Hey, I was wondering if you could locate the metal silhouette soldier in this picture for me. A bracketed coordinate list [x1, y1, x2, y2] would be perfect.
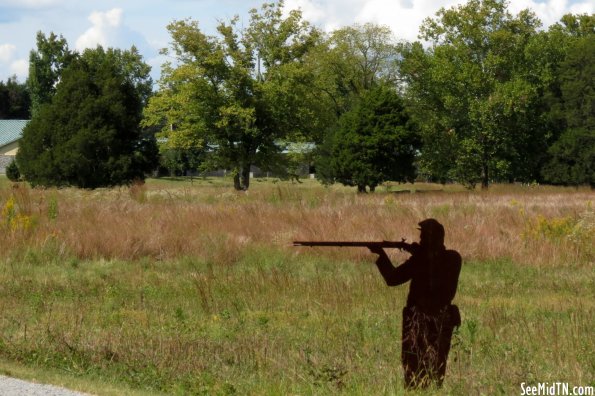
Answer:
[368, 219, 461, 388]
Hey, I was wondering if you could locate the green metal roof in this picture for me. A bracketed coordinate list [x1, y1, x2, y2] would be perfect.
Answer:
[0, 119, 28, 147]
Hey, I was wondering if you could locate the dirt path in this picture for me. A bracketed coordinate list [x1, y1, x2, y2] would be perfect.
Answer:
[0, 375, 90, 396]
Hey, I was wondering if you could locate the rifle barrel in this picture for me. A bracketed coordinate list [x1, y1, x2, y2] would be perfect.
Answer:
[292, 241, 410, 249]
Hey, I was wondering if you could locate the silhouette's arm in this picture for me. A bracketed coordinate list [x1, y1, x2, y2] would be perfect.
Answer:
[369, 247, 414, 286]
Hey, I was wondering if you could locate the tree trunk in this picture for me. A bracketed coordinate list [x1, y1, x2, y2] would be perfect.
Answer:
[357, 184, 367, 193]
[481, 162, 489, 189]
[240, 165, 250, 190]
[369, 184, 376, 192]
[233, 171, 242, 190]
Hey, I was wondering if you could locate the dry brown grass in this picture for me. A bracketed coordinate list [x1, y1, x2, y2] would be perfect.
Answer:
[0, 179, 592, 267]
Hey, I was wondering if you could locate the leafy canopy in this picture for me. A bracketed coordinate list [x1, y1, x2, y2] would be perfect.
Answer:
[143, 1, 323, 190]
[305, 23, 401, 122]
[27, 32, 74, 116]
[18, 46, 157, 188]
[402, 0, 551, 188]
[542, 15, 594, 186]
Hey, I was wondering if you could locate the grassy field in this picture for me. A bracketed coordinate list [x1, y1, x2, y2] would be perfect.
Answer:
[0, 175, 593, 395]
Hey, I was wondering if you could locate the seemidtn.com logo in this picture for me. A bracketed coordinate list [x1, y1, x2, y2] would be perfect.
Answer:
[521, 383, 595, 396]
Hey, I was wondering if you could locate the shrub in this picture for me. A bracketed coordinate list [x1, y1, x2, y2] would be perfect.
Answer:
[6, 159, 20, 181]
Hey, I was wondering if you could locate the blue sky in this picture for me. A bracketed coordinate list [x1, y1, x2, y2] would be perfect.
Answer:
[0, 0, 593, 83]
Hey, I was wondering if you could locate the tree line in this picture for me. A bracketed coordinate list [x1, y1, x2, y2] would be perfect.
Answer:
[3, 0, 593, 189]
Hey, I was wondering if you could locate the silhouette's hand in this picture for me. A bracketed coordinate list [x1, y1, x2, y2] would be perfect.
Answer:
[368, 246, 386, 256]
[408, 242, 421, 255]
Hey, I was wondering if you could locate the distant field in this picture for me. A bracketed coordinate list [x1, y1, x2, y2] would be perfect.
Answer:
[0, 177, 593, 395]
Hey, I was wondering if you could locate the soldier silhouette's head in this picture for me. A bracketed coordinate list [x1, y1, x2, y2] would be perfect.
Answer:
[418, 218, 445, 250]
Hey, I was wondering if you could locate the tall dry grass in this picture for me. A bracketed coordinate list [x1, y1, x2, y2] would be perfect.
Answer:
[0, 180, 592, 267]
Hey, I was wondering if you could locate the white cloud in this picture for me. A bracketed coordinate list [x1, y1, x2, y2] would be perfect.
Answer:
[0, 43, 16, 63]
[284, 0, 326, 22]
[74, 7, 155, 57]
[75, 8, 123, 51]
[10, 59, 28, 79]
[508, 0, 564, 27]
[501, 0, 593, 30]
[568, 0, 594, 15]
[285, 0, 368, 31]
[356, 0, 458, 41]
[282, 0, 476, 40]
[283, 0, 594, 41]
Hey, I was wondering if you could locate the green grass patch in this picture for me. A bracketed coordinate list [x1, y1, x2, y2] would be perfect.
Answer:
[0, 249, 592, 395]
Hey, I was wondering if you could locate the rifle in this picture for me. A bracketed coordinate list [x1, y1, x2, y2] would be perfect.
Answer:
[293, 240, 419, 254]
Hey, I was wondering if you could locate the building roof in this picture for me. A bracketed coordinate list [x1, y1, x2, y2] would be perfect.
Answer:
[0, 119, 28, 148]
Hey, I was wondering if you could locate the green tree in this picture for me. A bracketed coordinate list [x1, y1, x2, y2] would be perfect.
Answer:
[401, 0, 549, 188]
[17, 47, 157, 188]
[542, 16, 594, 186]
[306, 23, 401, 122]
[539, 14, 594, 139]
[557, 34, 594, 131]
[27, 32, 74, 116]
[318, 86, 419, 192]
[143, 1, 322, 190]
[82, 46, 153, 107]
[558, 13, 594, 37]
[302, 22, 405, 183]
[0, 76, 30, 119]
[159, 147, 204, 177]
[542, 128, 594, 186]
